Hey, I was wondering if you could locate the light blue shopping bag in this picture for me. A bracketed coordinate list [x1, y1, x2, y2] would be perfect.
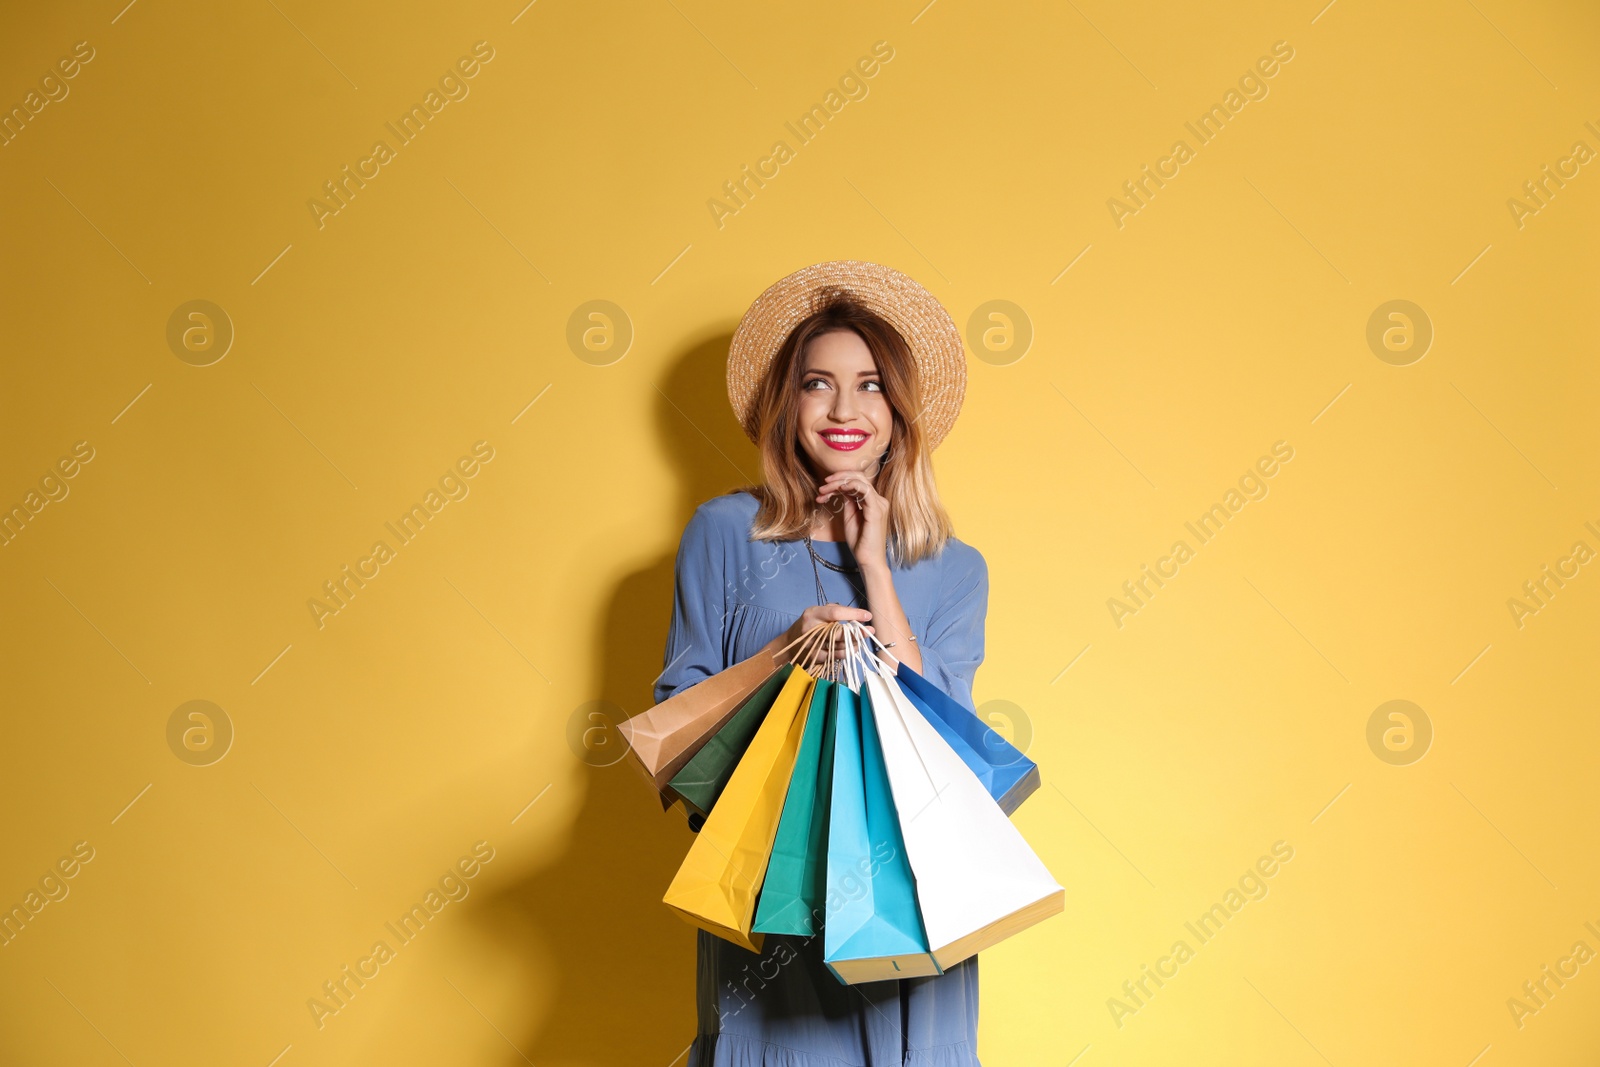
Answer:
[822, 683, 941, 984]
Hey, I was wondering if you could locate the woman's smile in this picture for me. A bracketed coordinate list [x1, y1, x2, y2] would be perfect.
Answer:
[819, 429, 870, 451]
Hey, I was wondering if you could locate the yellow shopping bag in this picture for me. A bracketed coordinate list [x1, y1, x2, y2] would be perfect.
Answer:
[662, 661, 818, 952]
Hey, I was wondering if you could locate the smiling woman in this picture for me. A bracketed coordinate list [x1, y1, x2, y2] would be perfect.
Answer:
[658, 260, 990, 1066]
[737, 280, 963, 569]
[802, 334, 890, 455]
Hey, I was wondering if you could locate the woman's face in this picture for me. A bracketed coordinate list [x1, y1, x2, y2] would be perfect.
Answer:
[795, 328, 893, 478]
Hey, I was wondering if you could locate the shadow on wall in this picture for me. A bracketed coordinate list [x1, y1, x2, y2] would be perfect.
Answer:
[472, 332, 760, 1067]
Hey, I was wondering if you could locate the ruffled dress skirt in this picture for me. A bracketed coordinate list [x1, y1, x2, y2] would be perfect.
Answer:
[689, 929, 981, 1067]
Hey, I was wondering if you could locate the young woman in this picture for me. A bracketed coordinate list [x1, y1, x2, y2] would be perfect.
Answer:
[653, 261, 991, 1066]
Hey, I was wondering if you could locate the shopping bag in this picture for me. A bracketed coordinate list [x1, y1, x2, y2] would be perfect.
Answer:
[862, 634, 1064, 971]
[619, 651, 782, 795]
[620, 622, 829, 795]
[751, 678, 837, 936]
[667, 664, 796, 820]
[895, 663, 1040, 815]
[822, 659, 940, 983]
[661, 664, 817, 952]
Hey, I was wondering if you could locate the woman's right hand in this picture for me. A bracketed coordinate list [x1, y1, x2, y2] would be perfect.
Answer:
[781, 603, 873, 669]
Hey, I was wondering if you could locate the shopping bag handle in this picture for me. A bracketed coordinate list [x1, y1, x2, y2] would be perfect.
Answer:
[839, 622, 863, 690]
[835, 620, 944, 794]
[770, 619, 849, 672]
[831, 618, 902, 673]
[853, 618, 903, 667]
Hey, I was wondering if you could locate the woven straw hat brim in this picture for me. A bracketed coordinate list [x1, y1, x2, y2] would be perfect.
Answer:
[726, 260, 966, 450]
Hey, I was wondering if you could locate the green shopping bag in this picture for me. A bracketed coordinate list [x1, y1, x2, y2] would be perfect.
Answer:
[751, 678, 837, 935]
[667, 664, 795, 819]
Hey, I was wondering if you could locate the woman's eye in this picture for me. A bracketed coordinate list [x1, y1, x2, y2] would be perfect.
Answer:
[862, 380, 882, 392]
[804, 378, 829, 391]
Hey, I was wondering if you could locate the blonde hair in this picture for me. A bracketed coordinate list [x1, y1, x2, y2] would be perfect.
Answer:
[735, 293, 954, 567]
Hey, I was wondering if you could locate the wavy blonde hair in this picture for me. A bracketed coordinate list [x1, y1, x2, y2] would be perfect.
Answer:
[735, 294, 954, 567]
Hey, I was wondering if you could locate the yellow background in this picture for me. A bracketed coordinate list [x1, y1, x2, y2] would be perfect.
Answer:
[2, 0, 1597, 1064]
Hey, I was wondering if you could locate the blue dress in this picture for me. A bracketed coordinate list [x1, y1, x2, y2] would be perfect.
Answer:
[653, 488, 991, 1067]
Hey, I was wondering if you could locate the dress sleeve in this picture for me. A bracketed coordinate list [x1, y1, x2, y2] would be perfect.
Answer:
[909, 544, 989, 714]
[653, 504, 730, 705]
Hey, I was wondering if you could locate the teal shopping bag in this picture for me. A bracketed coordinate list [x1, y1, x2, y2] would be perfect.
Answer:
[894, 663, 1040, 815]
[751, 679, 836, 935]
[667, 664, 794, 819]
[822, 684, 940, 984]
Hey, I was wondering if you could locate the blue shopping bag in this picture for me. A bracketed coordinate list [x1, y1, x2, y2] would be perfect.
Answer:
[822, 683, 940, 984]
[894, 662, 1040, 815]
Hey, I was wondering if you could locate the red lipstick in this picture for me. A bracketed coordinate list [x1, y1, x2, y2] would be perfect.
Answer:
[819, 429, 869, 452]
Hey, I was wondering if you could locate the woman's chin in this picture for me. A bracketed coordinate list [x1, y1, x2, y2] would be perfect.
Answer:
[803, 445, 883, 480]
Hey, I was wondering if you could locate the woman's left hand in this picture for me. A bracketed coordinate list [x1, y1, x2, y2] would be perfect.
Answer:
[817, 471, 889, 571]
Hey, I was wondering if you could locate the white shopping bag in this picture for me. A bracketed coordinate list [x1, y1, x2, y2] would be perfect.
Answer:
[857, 626, 1064, 969]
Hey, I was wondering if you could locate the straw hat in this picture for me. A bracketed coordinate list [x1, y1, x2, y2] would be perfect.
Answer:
[726, 260, 967, 450]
